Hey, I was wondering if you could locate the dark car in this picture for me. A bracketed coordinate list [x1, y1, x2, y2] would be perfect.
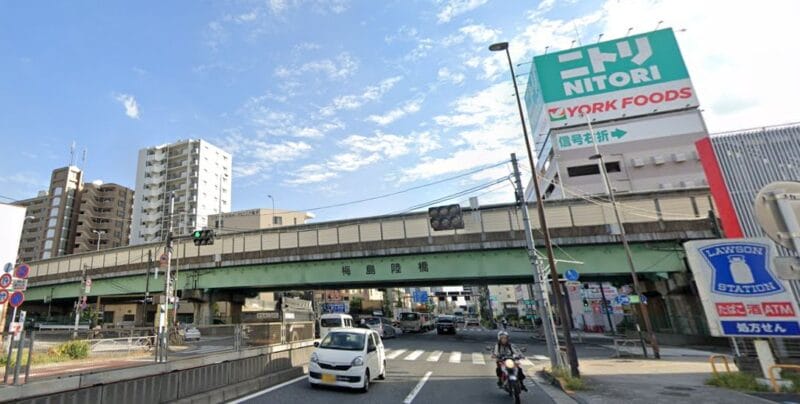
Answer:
[436, 316, 456, 335]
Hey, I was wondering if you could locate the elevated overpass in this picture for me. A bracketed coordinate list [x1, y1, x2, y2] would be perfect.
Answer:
[23, 188, 716, 303]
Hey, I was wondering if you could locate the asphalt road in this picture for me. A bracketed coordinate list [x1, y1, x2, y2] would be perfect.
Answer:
[236, 327, 556, 404]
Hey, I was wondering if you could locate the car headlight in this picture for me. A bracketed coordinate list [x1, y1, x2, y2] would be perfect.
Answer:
[310, 352, 319, 363]
[351, 356, 364, 367]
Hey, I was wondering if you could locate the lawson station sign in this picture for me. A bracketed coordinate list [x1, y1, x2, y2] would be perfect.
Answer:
[685, 239, 800, 338]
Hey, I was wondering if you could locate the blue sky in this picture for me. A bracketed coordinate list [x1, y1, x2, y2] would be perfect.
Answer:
[2, 0, 799, 222]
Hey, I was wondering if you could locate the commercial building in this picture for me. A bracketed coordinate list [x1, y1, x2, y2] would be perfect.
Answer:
[73, 181, 135, 253]
[130, 139, 231, 245]
[208, 208, 314, 234]
[697, 122, 800, 241]
[524, 28, 708, 199]
[14, 166, 134, 262]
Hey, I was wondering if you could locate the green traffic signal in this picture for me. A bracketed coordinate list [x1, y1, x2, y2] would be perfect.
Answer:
[193, 230, 202, 239]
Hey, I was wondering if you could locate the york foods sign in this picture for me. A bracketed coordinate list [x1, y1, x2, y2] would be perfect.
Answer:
[533, 28, 698, 127]
[685, 239, 800, 338]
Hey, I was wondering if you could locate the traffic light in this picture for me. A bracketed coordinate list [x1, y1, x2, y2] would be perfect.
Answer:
[192, 229, 215, 246]
[428, 204, 464, 231]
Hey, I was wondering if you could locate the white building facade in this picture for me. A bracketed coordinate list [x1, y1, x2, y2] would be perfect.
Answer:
[131, 139, 231, 245]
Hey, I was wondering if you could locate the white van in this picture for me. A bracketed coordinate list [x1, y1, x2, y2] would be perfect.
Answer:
[319, 313, 354, 339]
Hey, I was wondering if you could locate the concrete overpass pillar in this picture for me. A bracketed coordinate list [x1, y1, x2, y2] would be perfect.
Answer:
[192, 291, 215, 325]
[230, 301, 243, 324]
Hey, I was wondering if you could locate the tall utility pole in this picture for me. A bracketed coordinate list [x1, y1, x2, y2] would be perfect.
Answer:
[586, 116, 660, 359]
[73, 265, 88, 337]
[511, 153, 560, 366]
[158, 193, 175, 362]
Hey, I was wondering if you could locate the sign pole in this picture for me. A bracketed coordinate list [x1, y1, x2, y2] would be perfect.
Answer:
[586, 114, 661, 359]
[598, 282, 616, 334]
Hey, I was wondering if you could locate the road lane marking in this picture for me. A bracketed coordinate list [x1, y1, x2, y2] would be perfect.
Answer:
[402, 371, 433, 404]
[471, 352, 486, 365]
[228, 375, 306, 403]
[532, 355, 549, 361]
[448, 351, 461, 363]
[427, 350, 443, 362]
[386, 349, 407, 359]
[405, 350, 425, 361]
[520, 358, 534, 367]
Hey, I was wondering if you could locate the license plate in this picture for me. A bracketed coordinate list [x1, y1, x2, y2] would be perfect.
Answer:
[509, 375, 517, 381]
[321, 373, 336, 383]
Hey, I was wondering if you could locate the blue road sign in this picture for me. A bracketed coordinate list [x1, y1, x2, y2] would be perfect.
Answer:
[322, 303, 346, 313]
[0, 290, 8, 304]
[412, 291, 429, 303]
[9, 291, 24, 308]
[565, 269, 579, 282]
[615, 295, 630, 305]
[14, 264, 30, 280]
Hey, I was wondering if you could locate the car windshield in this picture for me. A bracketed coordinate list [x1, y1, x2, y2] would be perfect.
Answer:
[364, 318, 381, 325]
[400, 313, 419, 321]
[319, 332, 366, 351]
[438, 318, 453, 324]
[320, 318, 342, 327]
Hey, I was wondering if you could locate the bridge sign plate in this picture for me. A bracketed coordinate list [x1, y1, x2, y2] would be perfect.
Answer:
[686, 238, 800, 338]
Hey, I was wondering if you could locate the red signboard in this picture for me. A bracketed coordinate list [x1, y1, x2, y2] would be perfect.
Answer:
[716, 302, 795, 318]
[716, 302, 745, 317]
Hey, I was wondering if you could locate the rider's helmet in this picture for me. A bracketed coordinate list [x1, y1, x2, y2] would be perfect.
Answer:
[497, 330, 509, 342]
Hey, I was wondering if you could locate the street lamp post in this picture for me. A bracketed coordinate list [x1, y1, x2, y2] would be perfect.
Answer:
[92, 230, 105, 252]
[490, 41, 580, 376]
[267, 195, 276, 227]
[585, 116, 661, 359]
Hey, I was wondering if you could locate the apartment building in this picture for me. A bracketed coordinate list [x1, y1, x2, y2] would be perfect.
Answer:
[73, 181, 135, 253]
[15, 191, 48, 263]
[14, 166, 134, 262]
[130, 139, 231, 245]
[208, 208, 314, 234]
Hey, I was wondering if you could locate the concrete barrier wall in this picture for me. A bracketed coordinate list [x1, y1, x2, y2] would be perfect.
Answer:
[3, 342, 314, 404]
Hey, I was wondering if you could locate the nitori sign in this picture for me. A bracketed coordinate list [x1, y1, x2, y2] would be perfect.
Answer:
[528, 28, 698, 128]
[685, 239, 800, 338]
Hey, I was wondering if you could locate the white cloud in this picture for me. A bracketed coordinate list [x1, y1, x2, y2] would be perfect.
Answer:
[221, 133, 313, 177]
[401, 82, 521, 183]
[320, 76, 403, 116]
[438, 67, 466, 85]
[366, 98, 423, 126]
[436, 0, 488, 23]
[285, 130, 439, 185]
[459, 24, 500, 44]
[240, 95, 344, 139]
[275, 52, 358, 80]
[114, 93, 140, 119]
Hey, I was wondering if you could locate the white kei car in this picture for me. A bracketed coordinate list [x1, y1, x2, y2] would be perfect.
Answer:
[308, 328, 387, 392]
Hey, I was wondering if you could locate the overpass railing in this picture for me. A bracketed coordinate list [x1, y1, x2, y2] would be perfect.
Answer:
[26, 189, 714, 280]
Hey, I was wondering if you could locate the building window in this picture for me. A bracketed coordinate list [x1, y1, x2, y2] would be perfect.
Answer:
[273, 216, 282, 225]
[566, 162, 621, 178]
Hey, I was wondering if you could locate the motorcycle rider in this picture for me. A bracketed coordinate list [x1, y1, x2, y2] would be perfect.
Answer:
[491, 330, 528, 391]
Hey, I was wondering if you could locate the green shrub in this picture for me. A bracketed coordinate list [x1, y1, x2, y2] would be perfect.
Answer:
[706, 372, 769, 392]
[49, 340, 90, 360]
[550, 366, 587, 391]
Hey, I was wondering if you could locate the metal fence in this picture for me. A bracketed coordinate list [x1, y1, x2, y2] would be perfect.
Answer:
[2, 321, 315, 385]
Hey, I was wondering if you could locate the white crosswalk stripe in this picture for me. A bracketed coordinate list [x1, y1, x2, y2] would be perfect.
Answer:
[532, 355, 549, 361]
[404, 350, 425, 361]
[449, 351, 461, 363]
[520, 358, 534, 367]
[427, 350, 443, 362]
[386, 349, 407, 360]
[471, 352, 486, 365]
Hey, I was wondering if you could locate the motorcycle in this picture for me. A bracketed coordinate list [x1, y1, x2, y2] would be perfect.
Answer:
[497, 355, 523, 403]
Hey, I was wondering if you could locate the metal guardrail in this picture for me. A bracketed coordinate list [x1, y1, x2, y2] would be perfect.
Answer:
[709, 354, 731, 376]
[768, 364, 800, 392]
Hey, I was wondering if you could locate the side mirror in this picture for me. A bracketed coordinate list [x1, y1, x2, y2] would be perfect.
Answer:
[313, 341, 320, 347]
[368, 346, 376, 353]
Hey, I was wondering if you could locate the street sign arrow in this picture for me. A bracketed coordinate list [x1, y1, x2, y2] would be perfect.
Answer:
[611, 129, 627, 139]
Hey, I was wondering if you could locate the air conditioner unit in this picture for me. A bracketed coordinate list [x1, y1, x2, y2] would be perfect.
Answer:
[660, 182, 673, 189]
[680, 180, 696, 188]
[672, 153, 687, 163]
[631, 158, 645, 168]
[652, 155, 666, 165]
